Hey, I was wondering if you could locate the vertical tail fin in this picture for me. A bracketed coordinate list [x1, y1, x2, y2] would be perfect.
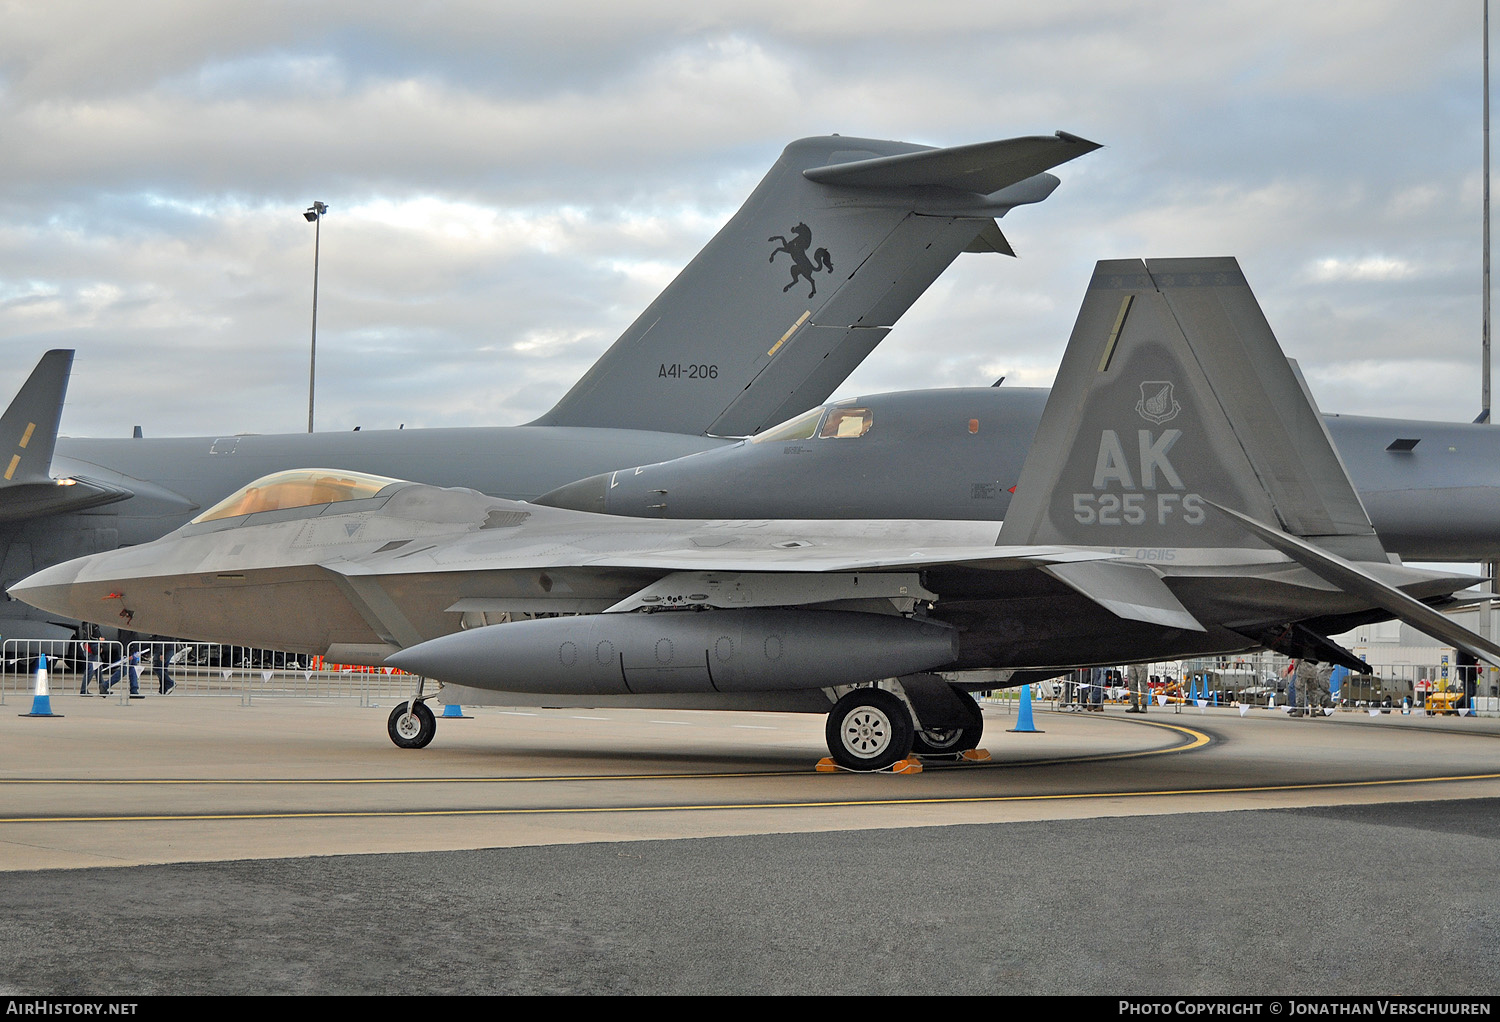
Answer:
[0, 350, 133, 522]
[532, 132, 1099, 437]
[0, 350, 71, 486]
[1001, 258, 1384, 559]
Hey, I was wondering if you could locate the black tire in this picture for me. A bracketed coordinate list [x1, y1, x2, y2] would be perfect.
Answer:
[906, 690, 978, 753]
[825, 688, 915, 771]
[911, 690, 984, 755]
[388, 700, 436, 749]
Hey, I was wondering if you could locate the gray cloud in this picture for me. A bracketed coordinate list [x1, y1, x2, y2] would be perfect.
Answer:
[0, 1, 1493, 440]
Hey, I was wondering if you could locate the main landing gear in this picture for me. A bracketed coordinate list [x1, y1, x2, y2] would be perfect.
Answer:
[911, 689, 984, 757]
[825, 688, 914, 772]
[823, 683, 985, 772]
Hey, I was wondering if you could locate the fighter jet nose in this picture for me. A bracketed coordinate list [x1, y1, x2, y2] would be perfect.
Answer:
[9, 559, 85, 618]
[533, 472, 610, 514]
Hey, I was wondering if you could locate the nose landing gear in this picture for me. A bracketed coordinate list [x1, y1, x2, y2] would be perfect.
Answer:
[388, 699, 436, 748]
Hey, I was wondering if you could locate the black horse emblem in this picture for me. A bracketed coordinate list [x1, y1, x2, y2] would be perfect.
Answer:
[768, 223, 834, 298]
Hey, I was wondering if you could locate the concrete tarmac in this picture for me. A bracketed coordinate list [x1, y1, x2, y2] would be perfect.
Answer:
[2, 693, 1498, 995]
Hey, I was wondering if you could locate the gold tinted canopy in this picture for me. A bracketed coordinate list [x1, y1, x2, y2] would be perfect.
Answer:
[190, 469, 405, 524]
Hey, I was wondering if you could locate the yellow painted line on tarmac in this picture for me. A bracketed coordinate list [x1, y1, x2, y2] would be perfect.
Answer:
[3, 771, 1500, 825]
[0, 769, 794, 786]
[1021, 717, 1211, 763]
[0, 716, 1213, 789]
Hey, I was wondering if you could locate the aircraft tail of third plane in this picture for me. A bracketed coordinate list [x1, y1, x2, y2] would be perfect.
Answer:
[531, 132, 1098, 438]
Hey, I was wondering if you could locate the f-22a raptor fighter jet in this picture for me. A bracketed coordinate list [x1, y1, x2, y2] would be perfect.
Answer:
[16, 258, 1500, 770]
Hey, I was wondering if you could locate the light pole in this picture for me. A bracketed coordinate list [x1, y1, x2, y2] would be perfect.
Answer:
[304, 201, 328, 433]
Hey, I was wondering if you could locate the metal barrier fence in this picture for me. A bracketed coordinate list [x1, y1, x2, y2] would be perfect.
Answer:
[0, 638, 1489, 716]
[0, 638, 123, 704]
[1027, 657, 1498, 716]
[0, 639, 413, 706]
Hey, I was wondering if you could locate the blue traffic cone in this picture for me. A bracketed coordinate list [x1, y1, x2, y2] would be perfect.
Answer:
[440, 702, 471, 719]
[1008, 682, 1043, 733]
[20, 653, 62, 718]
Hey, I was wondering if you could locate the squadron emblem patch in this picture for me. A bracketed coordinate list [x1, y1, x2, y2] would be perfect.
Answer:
[1136, 381, 1181, 425]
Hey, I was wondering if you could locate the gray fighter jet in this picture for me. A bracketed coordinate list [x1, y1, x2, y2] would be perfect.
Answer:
[0, 131, 1098, 641]
[16, 258, 1500, 770]
[538, 267, 1500, 563]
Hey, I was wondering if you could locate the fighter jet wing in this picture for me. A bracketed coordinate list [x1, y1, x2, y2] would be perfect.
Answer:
[564, 544, 1116, 574]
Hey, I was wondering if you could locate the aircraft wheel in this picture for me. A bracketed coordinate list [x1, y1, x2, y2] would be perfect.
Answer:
[388, 700, 436, 749]
[912, 722, 983, 755]
[911, 689, 984, 755]
[825, 688, 914, 771]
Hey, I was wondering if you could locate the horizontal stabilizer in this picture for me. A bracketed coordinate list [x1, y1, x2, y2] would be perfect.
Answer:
[0, 478, 133, 523]
[804, 132, 1101, 195]
[1231, 622, 1371, 675]
[1043, 560, 1205, 631]
[1212, 502, 1500, 669]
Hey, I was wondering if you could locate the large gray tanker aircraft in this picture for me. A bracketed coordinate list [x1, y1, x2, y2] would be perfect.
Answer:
[0, 131, 1098, 641]
[538, 268, 1500, 563]
[17, 258, 1500, 770]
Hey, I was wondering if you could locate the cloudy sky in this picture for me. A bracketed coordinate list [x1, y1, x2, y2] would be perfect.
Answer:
[0, 1, 1491, 439]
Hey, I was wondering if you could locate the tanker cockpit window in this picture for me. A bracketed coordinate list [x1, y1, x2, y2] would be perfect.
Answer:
[749, 407, 825, 444]
[190, 468, 406, 524]
[817, 408, 872, 439]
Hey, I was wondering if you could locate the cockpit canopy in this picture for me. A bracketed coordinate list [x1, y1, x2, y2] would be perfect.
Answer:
[190, 469, 408, 524]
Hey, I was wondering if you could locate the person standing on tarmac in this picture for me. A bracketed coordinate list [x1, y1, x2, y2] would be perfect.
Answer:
[1292, 659, 1327, 718]
[76, 625, 101, 695]
[101, 650, 141, 698]
[153, 639, 177, 695]
[1126, 662, 1149, 713]
[1315, 662, 1335, 715]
